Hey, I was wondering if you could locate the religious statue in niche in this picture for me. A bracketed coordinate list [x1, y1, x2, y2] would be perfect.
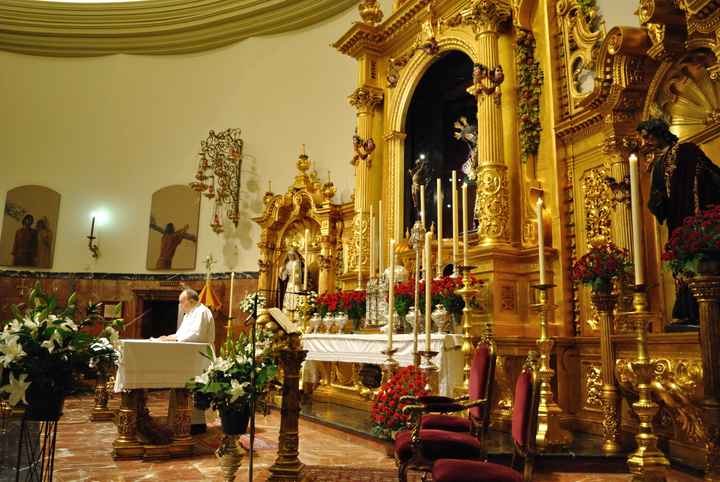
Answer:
[146, 185, 200, 270]
[453, 116, 478, 181]
[638, 118, 720, 328]
[0, 185, 60, 269]
[408, 156, 429, 214]
[278, 247, 305, 320]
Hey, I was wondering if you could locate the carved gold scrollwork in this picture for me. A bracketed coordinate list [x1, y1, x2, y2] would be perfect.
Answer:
[348, 87, 384, 112]
[556, 0, 606, 113]
[351, 213, 369, 271]
[585, 365, 603, 410]
[582, 165, 613, 246]
[474, 165, 510, 242]
[446, 0, 511, 35]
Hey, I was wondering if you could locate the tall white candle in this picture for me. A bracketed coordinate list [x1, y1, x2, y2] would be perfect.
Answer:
[425, 231, 432, 351]
[388, 239, 396, 351]
[462, 183, 468, 267]
[452, 171, 459, 272]
[378, 200, 384, 275]
[629, 154, 645, 286]
[228, 272, 235, 319]
[369, 205, 375, 278]
[536, 198, 546, 285]
[357, 210, 363, 288]
[420, 185, 426, 228]
[436, 178, 443, 278]
[303, 229, 309, 290]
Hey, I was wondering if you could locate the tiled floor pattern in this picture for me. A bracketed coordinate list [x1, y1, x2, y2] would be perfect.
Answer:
[13, 393, 703, 481]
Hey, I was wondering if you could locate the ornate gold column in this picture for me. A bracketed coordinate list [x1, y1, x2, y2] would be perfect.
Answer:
[112, 390, 143, 459]
[384, 130, 407, 241]
[591, 291, 622, 454]
[689, 272, 720, 481]
[461, 1, 511, 244]
[168, 388, 193, 457]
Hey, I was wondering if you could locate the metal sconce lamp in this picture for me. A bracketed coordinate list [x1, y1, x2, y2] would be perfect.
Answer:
[88, 216, 99, 258]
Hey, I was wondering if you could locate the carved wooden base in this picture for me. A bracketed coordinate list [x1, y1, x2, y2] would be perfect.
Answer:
[112, 388, 195, 460]
[90, 373, 114, 422]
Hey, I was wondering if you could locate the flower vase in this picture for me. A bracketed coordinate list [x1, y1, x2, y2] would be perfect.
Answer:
[220, 406, 250, 435]
[25, 385, 65, 422]
[217, 406, 249, 482]
[334, 312, 349, 334]
[322, 314, 335, 333]
[431, 304, 449, 334]
[309, 313, 322, 333]
[405, 307, 417, 334]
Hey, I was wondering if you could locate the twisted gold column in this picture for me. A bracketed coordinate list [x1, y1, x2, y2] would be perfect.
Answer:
[456, 265, 480, 390]
[689, 273, 720, 482]
[533, 284, 572, 450]
[590, 291, 622, 454]
[625, 287, 669, 481]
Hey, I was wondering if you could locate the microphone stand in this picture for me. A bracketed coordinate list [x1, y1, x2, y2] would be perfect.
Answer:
[248, 292, 259, 482]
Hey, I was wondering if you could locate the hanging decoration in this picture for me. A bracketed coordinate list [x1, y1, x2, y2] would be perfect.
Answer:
[516, 29, 543, 163]
[190, 128, 244, 233]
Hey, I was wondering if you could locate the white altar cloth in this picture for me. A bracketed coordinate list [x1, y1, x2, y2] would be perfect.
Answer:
[114, 339, 211, 392]
[302, 333, 464, 396]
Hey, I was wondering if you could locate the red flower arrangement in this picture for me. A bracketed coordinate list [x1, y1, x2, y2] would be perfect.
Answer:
[371, 365, 428, 440]
[572, 242, 631, 293]
[394, 280, 415, 317]
[316, 290, 367, 326]
[392, 275, 483, 317]
[316, 292, 340, 317]
[662, 205, 720, 276]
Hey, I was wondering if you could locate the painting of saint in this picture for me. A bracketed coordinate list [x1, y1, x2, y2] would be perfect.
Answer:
[146, 185, 200, 270]
[0, 186, 60, 269]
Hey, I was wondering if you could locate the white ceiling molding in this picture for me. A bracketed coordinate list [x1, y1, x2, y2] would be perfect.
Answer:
[0, 0, 358, 56]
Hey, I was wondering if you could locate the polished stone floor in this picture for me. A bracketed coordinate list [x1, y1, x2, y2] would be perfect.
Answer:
[12, 393, 704, 481]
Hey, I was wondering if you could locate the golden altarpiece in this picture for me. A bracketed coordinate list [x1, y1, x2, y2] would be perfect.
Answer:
[255, 0, 720, 479]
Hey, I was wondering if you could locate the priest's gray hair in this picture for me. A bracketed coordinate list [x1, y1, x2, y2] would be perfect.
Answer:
[181, 288, 199, 302]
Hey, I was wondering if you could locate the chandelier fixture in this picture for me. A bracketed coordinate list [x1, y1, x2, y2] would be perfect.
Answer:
[190, 128, 244, 233]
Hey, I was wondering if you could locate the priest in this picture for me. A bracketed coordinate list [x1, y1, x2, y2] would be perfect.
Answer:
[159, 288, 215, 433]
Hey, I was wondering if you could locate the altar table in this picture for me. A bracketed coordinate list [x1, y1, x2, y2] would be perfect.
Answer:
[302, 333, 464, 399]
[112, 339, 211, 460]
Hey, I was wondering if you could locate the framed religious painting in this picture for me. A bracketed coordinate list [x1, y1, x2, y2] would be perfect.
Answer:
[146, 185, 201, 270]
[0, 185, 61, 269]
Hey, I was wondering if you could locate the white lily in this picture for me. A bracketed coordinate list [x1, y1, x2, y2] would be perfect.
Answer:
[228, 379, 248, 403]
[40, 330, 63, 353]
[0, 337, 26, 367]
[60, 319, 78, 332]
[194, 372, 209, 385]
[2, 372, 31, 406]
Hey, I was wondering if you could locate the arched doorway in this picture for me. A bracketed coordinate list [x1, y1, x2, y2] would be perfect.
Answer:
[403, 50, 476, 237]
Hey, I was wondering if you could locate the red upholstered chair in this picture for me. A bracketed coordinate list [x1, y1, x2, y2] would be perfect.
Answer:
[431, 352, 541, 482]
[393, 340, 496, 482]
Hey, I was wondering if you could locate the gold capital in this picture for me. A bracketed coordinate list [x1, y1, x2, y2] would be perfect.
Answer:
[348, 87, 384, 111]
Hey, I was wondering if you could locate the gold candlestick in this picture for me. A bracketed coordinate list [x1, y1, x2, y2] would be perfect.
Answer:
[624, 286, 669, 481]
[590, 290, 622, 454]
[456, 265, 480, 390]
[418, 350, 439, 394]
[381, 348, 399, 386]
[532, 283, 572, 450]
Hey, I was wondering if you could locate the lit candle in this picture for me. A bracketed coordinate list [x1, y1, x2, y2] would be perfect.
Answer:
[462, 183, 468, 268]
[357, 210, 363, 288]
[378, 200, 384, 275]
[436, 178, 443, 278]
[228, 272, 235, 319]
[369, 205, 375, 277]
[303, 229, 309, 290]
[90, 216, 96, 238]
[451, 171, 459, 272]
[420, 185, 426, 228]
[388, 239, 396, 351]
[629, 154, 645, 286]
[425, 231, 432, 351]
[536, 198, 546, 285]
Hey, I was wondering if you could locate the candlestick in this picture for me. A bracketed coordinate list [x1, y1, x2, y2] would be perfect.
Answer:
[452, 171, 459, 275]
[303, 229, 309, 290]
[370, 205, 375, 278]
[628, 154, 644, 286]
[425, 231, 432, 351]
[462, 183, 468, 267]
[537, 198, 546, 285]
[228, 272, 235, 319]
[357, 210, 363, 289]
[388, 239, 396, 352]
[420, 185, 426, 228]
[378, 200, 384, 274]
[436, 178, 443, 278]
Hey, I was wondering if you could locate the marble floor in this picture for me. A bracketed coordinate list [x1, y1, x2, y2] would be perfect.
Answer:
[10, 393, 704, 481]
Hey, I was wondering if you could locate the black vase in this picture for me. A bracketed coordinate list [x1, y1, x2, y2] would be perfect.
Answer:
[220, 406, 250, 435]
[193, 392, 211, 411]
[25, 385, 65, 422]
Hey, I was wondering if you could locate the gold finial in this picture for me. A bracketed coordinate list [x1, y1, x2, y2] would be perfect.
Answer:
[358, 0, 383, 25]
[297, 144, 310, 174]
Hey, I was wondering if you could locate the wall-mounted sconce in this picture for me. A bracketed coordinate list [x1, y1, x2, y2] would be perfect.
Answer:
[88, 216, 99, 258]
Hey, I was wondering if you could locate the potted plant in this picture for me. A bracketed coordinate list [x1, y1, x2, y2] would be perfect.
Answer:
[371, 365, 429, 450]
[0, 285, 94, 421]
[572, 242, 631, 293]
[663, 204, 720, 276]
[186, 330, 279, 434]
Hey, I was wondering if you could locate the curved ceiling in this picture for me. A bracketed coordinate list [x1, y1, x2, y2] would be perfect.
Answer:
[0, 0, 357, 56]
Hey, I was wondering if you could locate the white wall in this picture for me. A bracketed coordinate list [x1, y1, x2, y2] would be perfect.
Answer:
[0, 3, 381, 274]
[596, 0, 640, 29]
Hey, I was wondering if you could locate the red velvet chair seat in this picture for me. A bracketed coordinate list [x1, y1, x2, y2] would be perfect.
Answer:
[421, 413, 472, 432]
[394, 429, 484, 462]
[432, 459, 522, 482]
